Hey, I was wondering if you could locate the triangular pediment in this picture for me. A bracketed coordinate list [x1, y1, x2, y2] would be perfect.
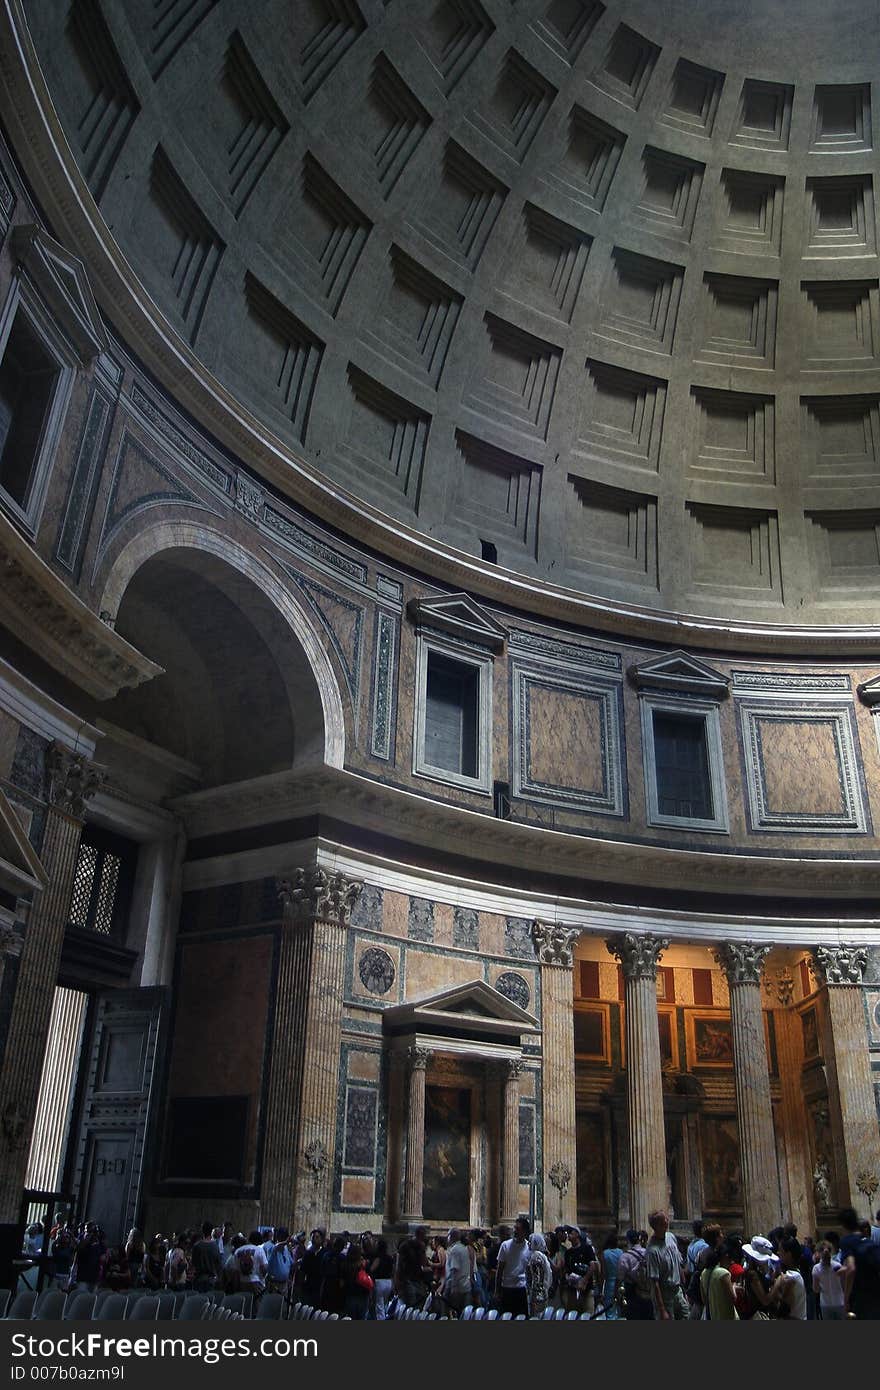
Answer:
[383, 978, 538, 1034]
[858, 674, 880, 707]
[407, 593, 506, 650]
[0, 787, 48, 899]
[11, 224, 107, 363]
[629, 650, 729, 697]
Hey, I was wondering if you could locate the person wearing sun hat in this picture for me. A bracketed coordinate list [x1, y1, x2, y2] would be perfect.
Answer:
[743, 1235, 778, 1269]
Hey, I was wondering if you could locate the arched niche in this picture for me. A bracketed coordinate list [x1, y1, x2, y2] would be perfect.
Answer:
[98, 522, 345, 786]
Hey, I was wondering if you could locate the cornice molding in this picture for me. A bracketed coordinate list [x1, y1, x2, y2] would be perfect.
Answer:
[2, 3, 880, 656]
[0, 512, 162, 700]
[168, 764, 880, 904]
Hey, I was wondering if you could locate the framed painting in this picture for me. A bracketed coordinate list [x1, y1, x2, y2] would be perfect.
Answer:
[422, 1085, 471, 1221]
[686, 1009, 734, 1067]
[657, 1005, 678, 1069]
[576, 1111, 609, 1208]
[573, 1002, 611, 1064]
[701, 1114, 742, 1209]
[800, 1004, 821, 1061]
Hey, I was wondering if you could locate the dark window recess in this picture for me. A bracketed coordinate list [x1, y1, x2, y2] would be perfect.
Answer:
[424, 652, 479, 777]
[165, 1096, 248, 1183]
[653, 711, 712, 819]
[480, 539, 498, 564]
[493, 779, 511, 819]
[68, 825, 137, 939]
[0, 314, 59, 507]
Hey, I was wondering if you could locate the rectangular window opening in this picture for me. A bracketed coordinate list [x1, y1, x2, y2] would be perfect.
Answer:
[424, 651, 479, 778]
[652, 710, 713, 821]
[68, 825, 138, 941]
[0, 312, 60, 509]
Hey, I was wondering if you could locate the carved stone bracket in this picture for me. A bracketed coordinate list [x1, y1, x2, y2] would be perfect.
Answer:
[532, 920, 579, 967]
[46, 742, 104, 820]
[607, 931, 669, 981]
[277, 866, 363, 927]
[811, 944, 867, 986]
[715, 941, 772, 987]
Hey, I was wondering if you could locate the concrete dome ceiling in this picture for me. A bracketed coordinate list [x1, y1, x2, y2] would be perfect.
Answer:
[24, 0, 880, 623]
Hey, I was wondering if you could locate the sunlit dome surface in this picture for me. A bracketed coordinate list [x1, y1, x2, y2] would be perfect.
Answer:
[25, 0, 880, 624]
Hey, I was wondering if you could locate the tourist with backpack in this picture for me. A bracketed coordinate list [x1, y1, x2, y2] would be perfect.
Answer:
[619, 1229, 653, 1319]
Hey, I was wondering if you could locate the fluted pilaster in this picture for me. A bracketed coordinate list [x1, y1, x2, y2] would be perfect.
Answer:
[608, 932, 669, 1229]
[773, 1000, 813, 1236]
[262, 867, 362, 1231]
[0, 744, 102, 1222]
[811, 945, 880, 1215]
[401, 1046, 431, 1222]
[501, 1059, 523, 1223]
[715, 943, 779, 1235]
[533, 921, 578, 1227]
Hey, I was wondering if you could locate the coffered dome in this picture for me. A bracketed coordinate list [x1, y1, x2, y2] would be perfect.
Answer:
[24, 0, 880, 627]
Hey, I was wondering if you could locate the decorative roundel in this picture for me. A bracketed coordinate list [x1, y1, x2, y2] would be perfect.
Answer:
[495, 972, 530, 1010]
[358, 947, 395, 996]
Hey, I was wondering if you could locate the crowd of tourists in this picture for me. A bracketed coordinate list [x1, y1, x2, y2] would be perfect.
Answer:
[27, 1205, 880, 1320]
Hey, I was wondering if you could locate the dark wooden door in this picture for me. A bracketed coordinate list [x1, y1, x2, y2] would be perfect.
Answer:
[68, 990, 163, 1244]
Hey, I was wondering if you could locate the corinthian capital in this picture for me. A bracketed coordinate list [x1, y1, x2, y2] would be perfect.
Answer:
[715, 942, 772, 987]
[46, 742, 104, 819]
[607, 931, 669, 981]
[277, 866, 363, 927]
[811, 944, 867, 987]
[532, 921, 579, 968]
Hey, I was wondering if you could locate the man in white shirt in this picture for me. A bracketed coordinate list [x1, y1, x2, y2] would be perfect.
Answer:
[441, 1229, 472, 1315]
[495, 1217, 530, 1317]
[233, 1229, 269, 1302]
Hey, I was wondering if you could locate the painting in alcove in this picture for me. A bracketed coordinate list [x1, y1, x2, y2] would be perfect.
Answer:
[801, 1005, 820, 1060]
[702, 1116, 742, 1207]
[687, 1012, 734, 1067]
[423, 1086, 471, 1220]
[576, 1112, 607, 1207]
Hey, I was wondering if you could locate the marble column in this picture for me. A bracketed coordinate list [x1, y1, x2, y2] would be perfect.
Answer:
[532, 922, 579, 1227]
[812, 945, 880, 1216]
[0, 743, 102, 1223]
[769, 970, 813, 1236]
[607, 932, 669, 1230]
[501, 1059, 523, 1224]
[262, 866, 362, 1232]
[401, 1046, 431, 1223]
[715, 943, 779, 1236]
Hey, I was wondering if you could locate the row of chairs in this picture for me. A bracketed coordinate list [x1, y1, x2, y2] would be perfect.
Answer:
[461, 1306, 604, 1321]
[0, 1288, 281, 1321]
[289, 1304, 347, 1321]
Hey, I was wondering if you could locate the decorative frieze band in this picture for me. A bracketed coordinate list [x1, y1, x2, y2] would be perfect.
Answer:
[277, 866, 363, 926]
[607, 931, 669, 980]
[811, 944, 867, 986]
[532, 921, 579, 968]
[715, 941, 772, 987]
[46, 742, 104, 819]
